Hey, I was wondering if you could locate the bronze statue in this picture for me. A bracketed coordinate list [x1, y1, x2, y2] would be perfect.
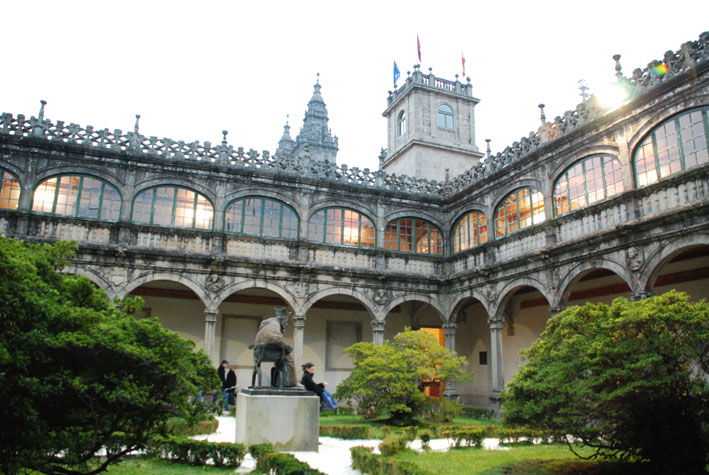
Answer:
[250, 307, 297, 387]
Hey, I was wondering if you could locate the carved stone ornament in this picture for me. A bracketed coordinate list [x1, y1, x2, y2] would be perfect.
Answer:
[483, 284, 496, 302]
[372, 288, 392, 305]
[205, 273, 223, 292]
[626, 246, 643, 271]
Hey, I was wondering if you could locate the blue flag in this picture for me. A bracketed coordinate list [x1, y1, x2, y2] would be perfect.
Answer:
[393, 61, 400, 88]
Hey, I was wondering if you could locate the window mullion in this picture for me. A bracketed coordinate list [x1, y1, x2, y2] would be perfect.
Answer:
[75, 176, 84, 217]
[170, 187, 178, 227]
[97, 182, 106, 219]
[258, 198, 265, 237]
[278, 203, 284, 239]
[675, 117, 686, 172]
[650, 131, 661, 180]
[149, 188, 157, 224]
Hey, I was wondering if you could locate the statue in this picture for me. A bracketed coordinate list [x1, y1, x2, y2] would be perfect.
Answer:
[250, 307, 297, 387]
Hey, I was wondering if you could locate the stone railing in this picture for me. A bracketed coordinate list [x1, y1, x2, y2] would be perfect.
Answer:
[2, 33, 706, 200]
[387, 65, 473, 106]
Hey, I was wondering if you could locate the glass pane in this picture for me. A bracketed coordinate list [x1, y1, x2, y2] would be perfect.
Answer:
[100, 185, 121, 221]
[132, 189, 154, 223]
[342, 209, 360, 246]
[243, 197, 262, 235]
[281, 206, 299, 239]
[307, 210, 325, 242]
[398, 218, 413, 252]
[679, 110, 708, 169]
[225, 200, 243, 233]
[0, 172, 20, 210]
[325, 208, 342, 244]
[360, 216, 375, 248]
[194, 195, 213, 230]
[262, 199, 281, 237]
[54, 175, 80, 216]
[77, 177, 101, 219]
[153, 187, 175, 226]
[414, 220, 430, 254]
[33, 177, 57, 213]
[174, 188, 196, 228]
[384, 223, 398, 250]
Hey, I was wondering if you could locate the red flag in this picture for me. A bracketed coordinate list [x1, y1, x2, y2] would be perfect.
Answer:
[417, 35, 422, 63]
[461, 51, 466, 77]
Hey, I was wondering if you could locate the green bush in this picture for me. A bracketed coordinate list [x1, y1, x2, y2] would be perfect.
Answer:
[147, 436, 245, 467]
[460, 406, 495, 419]
[320, 425, 373, 439]
[165, 415, 219, 436]
[258, 453, 326, 474]
[379, 433, 411, 456]
[350, 446, 430, 475]
[335, 330, 470, 425]
[449, 427, 486, 448]
[503, 292, 709, 472]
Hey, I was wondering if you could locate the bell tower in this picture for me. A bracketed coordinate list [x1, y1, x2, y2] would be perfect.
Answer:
[381, 65, 483, 181]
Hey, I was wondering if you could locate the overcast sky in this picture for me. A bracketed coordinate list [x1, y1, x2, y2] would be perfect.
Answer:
[3, 1, 707, 172]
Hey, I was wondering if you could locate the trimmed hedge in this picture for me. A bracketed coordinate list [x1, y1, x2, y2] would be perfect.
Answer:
[147, 436, 245, 467]
[320, 424, 373, 439]
[460, 406, 495, 419]
[249, 443, 326, 474]
[165, 416, 219, 436]
[350, 446, 430, 475]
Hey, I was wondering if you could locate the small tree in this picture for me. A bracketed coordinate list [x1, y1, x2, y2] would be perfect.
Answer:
[0, 237, 217, 474]
[335, 329, 470, 425]
[502, 291, 709, 472]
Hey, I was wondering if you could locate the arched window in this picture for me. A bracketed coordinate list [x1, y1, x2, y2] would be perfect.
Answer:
[634, 107, 709, 187]
[32, 175, 121, 221]
[384, 217, 443, 255]
[495, 188, 545, 237]
[225, 196, 299, 239]
[0, 170, 21, 210]
[554, 154, 624, 216]
[307, 207, 375, 248]
[451, 211, 488, 253]
[437, 104, 454, 129]
[397, 110, 406, 136]
[132, 185, 213, 230]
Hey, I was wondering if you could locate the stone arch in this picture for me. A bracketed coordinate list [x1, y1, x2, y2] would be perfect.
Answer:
[626, 98, 709, 153]
[383, 210, 445, 229]
[554, 258, 634, 309]
[448, 292, 492, 321]
[382, 294, 445, 323]
[223, 189, 300, 213]
[0, 160, 27, 180]
[491, 179, 543, 210]
[62, 264, 116, 299]
[640, 233, 709, 295]
[132, 178, 217, 205]
[116, 272, 211, 307]
[32, 166, 125, 190]
[549, 146, 621, 180]
[491, 277, 551, 320]
[307, 200, 377, 221]
[302, 287, 375, 318]
[215, 279, 297, 313]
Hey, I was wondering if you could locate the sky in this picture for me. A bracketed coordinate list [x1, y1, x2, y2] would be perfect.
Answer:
[2, 1, 708, 172]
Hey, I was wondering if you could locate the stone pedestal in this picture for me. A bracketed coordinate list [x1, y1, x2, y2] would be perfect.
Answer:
[235, 388, 320, 452]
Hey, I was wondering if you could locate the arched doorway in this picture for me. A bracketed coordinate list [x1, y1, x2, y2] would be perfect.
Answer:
[649, 245, 709, 300]
[451, 296, 491, 406]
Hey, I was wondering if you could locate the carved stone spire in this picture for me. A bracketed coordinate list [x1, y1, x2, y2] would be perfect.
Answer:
[276, 115, 295, 157]
[292, 74, 339, 164]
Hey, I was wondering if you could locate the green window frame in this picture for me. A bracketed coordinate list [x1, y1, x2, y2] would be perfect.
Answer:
[31, 174, 121, 221]
[224, 196, 299, 239]
[307, 207, 375, 248]
[384, 217, 443, 255]
[0, 169, 21, 210]
[451, 211, 488, 254]
[495, 188, 545, 238]
[553, 154, 624, 216]
[131, 185, 213, 230]
[633, 106, 709, 187]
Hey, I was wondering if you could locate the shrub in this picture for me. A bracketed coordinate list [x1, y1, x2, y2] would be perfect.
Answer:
[147, 436, 245, 467]
[258, 453, 326, 474]
[449, 427, 486, 448]
[320, 425, 373, 439]
[378, 433, 410, 456]
[503, 292, 709, 472]
[335, 330, 471, 425]
[165, 415, 219, 436]
[350, 446, 430, 475]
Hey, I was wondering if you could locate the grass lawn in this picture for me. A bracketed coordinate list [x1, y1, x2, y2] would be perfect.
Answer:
[106, 456, 235, 474]
[391, 444, 598, 474]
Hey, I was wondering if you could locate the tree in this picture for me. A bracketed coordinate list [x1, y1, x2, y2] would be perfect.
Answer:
[0, 237, 217, 474]
[334, 329, 470, 425]
[502, 291, 709, 472]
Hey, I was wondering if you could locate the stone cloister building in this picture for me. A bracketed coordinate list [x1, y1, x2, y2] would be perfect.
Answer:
[1, 33, 708, 407]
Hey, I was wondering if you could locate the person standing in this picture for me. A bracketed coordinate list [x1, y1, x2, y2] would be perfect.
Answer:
[213, 360, 229, 410]
[225, 364, 237, 409]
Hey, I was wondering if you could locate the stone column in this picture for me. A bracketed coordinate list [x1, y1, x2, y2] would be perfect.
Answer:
[372, 320, 385, 346]
[204, 310, 219, 365]
[292, 313, 306, 372]
[442, 322, 459, 398]
[489, 318, 505, 408]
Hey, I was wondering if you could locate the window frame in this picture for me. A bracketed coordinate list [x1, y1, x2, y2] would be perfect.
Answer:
[224, 195, 299, 240]
[131, 185, 213, 230]
[397, 110, 406, 136]
[632, 106, 709, 187]
[31, 174, 122, 221]
[451, 210, 488, 254]
[553, 154, 624, 217]
[307, 207, 376, 249]
[384, 216, 443, 256]
[437, 103, 454, 130]
[0, 169, 21, 210]
[494, 187, 545, 238]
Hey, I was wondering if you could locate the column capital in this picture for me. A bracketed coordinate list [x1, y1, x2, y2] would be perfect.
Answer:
[488, 318, 504, 331]
[371, 320, 385, 332]
[293, 313, 306, 329]
[204, 310, 218, 322]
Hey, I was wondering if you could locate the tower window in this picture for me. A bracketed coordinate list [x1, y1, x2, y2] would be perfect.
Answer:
[397, 110, 406, 136]
[437, 104, 454, 129]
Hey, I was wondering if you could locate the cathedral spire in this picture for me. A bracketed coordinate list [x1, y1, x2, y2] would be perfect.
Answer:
[290, 73, 338, 164]
[276, 115, 295, 157]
